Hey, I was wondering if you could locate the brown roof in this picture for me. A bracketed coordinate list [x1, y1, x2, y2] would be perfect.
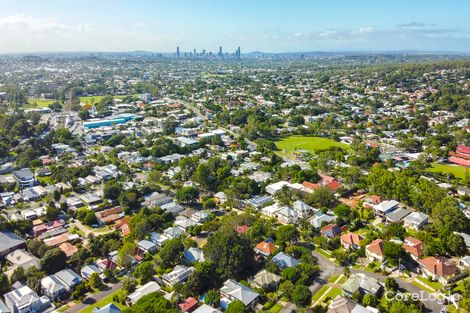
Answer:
[366, 239, 384, 256]
[403, 237, 424, 258]
[419, 256, 457, 277]
[58, 242, 78, 257]
[96, 206, 122, 218]
[340, 233, 363, 245]
[255, 241, 277, 255]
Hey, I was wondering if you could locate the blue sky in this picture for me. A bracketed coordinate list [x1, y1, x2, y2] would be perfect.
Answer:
[1, 0, 470, 53]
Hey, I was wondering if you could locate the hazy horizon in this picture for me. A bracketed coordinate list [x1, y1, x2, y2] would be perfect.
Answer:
[2, 0, 470, 54]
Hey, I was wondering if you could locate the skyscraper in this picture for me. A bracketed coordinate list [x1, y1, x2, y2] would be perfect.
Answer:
[176, 46, 180, 58]
[236, 47, 241, 59]
[218, 46, 223, 58]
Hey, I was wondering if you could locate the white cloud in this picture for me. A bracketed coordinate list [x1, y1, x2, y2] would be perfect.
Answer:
[0, 14, 176, 53]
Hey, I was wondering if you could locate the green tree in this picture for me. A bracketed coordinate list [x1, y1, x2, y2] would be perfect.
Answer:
[203, 227, 254, 280]
[291, 285, 311, 306]
[158, 238, 184, 269]
[276, 224, 299, 246]
[205, 289, 220, 306]
[225, 300, 245, 313]
[72, 281, 90, 300]
[432, 197, 468, 233]
[128, 292, 179, 313]
[88, 272, 103, 289]
[135, 261, 154, 284]
[175, 186, 199, 204]
[41, 248, 67, 274]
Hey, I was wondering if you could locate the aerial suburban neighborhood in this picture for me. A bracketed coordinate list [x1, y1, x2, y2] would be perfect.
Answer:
[0, 3, 470, 313]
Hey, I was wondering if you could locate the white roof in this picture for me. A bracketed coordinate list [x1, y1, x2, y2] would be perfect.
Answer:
[127, 281, 161, 304]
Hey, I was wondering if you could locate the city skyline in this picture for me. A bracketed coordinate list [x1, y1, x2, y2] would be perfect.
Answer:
[1, 0, 470, 53]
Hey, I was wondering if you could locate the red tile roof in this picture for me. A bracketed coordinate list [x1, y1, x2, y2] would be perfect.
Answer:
[448, 156, 470, 166]
[255, 241, 277, 255]
[235, 225, 250, 234]
[457, 145, 470, 155]
[403, 237, 424, 258]
[178, 297, 198, 312]
[366, 239, 384, 256]
[419, 256, 457, 277]
[340, 233, 363, 246]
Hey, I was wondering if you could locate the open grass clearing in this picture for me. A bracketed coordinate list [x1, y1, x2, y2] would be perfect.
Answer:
[275, 136, 349, 154]
[428, 163, 468, 181]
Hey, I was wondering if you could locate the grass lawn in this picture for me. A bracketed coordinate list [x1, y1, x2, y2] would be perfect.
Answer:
[267, 303, 283, 313]
[275, 136, 349, 154]
[428, 163, 468, 181]
[328, 274, 346, 284]
[412, 280, 435, 293]
[77, 291, 126, 313]
[415, 276, 443, 291]
[312, 285, 329, 302]
[25, 98, 56, 108]
[316, 248, 332, 260]
[322, 288, 342, 303]
[79, 94, 138, 104]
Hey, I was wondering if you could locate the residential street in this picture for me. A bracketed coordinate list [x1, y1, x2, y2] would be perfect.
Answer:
[62, 281, 124, 313]
[311, 251, 444, 313]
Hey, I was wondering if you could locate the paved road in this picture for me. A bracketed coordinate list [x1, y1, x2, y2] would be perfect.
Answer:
[64, 281, 124, 313]
[311, 251, 444, 313]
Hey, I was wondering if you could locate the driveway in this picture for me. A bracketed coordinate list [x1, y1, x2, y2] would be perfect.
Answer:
[64, 280, 124, 313]
[311, 250, 444, 313]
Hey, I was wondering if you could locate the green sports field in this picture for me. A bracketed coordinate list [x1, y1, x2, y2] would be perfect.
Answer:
[428, 163, 468, 181]
[276, 136, 349, 154]
[25, 99, 57, 108]
[79, 94, 138, 104]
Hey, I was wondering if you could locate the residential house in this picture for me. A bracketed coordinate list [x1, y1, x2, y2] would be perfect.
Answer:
[4, 284, 51, 313]
[192, 304, 222, 313]
[418, 256, 457, 284]
[328, 296, 372, 313]
[162, 265, 195, 286]
[385, 208, 411, 224]
[340, 233, 363, 250]
[12, 168, 35, 188]
[366, 239, 385, 262]
[341, 273, 381, 298]
[5, 249, 40, 278]
[178, 297, 198, 313]
[363, 195, 382, 208]
[93, 303, 122, 313]
[292, 200, 313, 219]
[373, 200, 399, 218]
[320, 224, 342, 238]
[402, 237, 424, 261]
[311, 212, 336, 229]
[41, 275, 67, 301]
[80, 264, 102, 280]
[149, 232, 169, 248]
[254, 240, 276, 257]
[251, 269, 281, 290]
[137, 239, 157, 255]
[164, 226, 184, 239]
[275, 206, 297, 224]
[219, 279, 259, 309]
[0, 231, 26, 258]
[271, 252, 301, 270]
[144, 192, 173, 208]
[403, 212, 429, 230]
[127, 281, 161, 305]
[183, 247, 205, 264]
[247, 195, 272, 208]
